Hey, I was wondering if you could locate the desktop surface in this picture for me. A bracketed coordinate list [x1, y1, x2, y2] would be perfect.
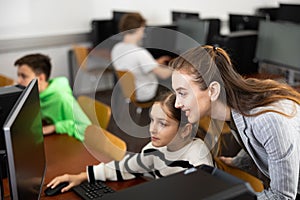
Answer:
[2, 134, 146, 200]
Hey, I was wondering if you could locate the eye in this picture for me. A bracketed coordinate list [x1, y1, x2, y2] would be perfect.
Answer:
[178, 91, 186, 97]
[159, 121, 167, 127]
[20, 74, 27, 79]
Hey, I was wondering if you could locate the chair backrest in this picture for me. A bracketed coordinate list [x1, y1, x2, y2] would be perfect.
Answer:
[73, 45, 89, 69]
[214, 157, 264, 192]
[199, 116, 231, 134]
[115, 70, 137, 102]
[77, 95, 111, 130]
[0, 74, 14, 87]
[84, 125, 126, 163]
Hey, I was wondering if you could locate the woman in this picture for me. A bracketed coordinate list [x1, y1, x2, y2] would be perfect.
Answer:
[46, 92, 213, 193]
[170, 45, 300, 199]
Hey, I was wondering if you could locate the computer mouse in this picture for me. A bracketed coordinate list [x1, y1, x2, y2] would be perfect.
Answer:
[44, 182, 69, 196]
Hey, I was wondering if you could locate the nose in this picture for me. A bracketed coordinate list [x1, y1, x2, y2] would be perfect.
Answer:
[17, 76, 22, 85]
[149, 122, 157, 135]
[175, 98, 183, 108]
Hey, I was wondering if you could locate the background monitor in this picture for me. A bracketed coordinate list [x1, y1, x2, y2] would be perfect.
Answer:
[175, 19, 209, 53]
[143, 24, 179, 58]
[229, 14, 266, 32]
[171, 11, 200, 22]
[255, 20, 300, 71]
[277, 4, 300, 24]
[91, 19, 115, 47]
[3, 79, 46, 200]
[255, 7, 279, 21]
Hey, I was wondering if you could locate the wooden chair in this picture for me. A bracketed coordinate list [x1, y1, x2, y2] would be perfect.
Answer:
[84, 125, 127, 163]
[0, 74, 14, 87]
[214, 157, 264, 192]
[77, 95, 111, 130]
[115, 70, 154, 114]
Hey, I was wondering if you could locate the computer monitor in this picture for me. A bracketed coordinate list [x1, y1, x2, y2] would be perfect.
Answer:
[171, 11, 200, 22]
[91, 19, 115, 47]
[143, 24, 179, 58]
[229, 14, 267, 32]
[0, 85, 24, 179]
[3, 79, 46, 200]
[277, 4, 300, 24]
[255, 20, 300, 71]
[101, 165, 256, 200]
[255, 7, 279, 21]
[175, 18, 209, 53]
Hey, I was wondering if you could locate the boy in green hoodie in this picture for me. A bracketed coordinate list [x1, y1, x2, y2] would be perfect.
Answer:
[14, 53, 91, 141]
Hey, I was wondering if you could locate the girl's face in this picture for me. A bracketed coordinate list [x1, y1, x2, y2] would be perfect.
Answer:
[149, 103, 179, 148]
[172, 70, 211, 124]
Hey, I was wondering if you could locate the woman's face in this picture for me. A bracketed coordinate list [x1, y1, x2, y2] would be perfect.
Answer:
[172, 70, 211, 124]
[149, 103, 179, 148]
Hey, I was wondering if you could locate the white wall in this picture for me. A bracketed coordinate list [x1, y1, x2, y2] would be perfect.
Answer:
[0, 0, 298, 85]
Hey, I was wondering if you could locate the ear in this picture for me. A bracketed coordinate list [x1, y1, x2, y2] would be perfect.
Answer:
[37, 73, 47, 82]
[208, 81, 220, 102]
[180, 123, 193, 139]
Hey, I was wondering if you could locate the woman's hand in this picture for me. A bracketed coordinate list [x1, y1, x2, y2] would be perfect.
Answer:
[46, 172, 88, 193]
[218, 156, 234, 167]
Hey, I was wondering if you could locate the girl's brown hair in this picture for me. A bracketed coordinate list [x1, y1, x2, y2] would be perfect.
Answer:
[155, 91, 189, 128]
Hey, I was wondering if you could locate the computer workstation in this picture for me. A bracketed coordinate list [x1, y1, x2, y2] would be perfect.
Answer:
[229, 14, 267, 32]
[0, 81, 258, 200]
[171, 10, 200, 23]
[255, 20, 300, 86]
[0, 79, 46, 200]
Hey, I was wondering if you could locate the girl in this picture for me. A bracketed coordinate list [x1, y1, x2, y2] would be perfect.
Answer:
[47, 92, 213, 192]
[170, 45, 300, 199]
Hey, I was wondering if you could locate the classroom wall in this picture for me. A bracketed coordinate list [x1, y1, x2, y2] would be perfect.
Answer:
[0, 0, 297, 86]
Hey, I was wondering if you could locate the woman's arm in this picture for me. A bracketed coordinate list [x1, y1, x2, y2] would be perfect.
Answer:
[253, 112, 300, 199]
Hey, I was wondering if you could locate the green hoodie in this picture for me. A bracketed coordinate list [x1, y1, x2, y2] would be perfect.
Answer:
[39, 77, 91, 141]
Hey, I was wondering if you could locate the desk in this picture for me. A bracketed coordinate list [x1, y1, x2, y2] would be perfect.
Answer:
[4, 134, 146, 200]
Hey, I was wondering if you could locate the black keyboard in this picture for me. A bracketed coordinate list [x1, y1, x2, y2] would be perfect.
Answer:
[72, 181, 115, 200]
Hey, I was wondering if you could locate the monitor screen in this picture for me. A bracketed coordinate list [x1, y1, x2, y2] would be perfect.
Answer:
[3, 79, 46, 200]
[171, 11, 200, 22]
[229, 14, 266, 32]
[0, 85, 24, 179]
[91, 19, 115, 47]
[175, 19, 209, 52]
[255, 20, 300, 71]
[143, 25, 179, 58]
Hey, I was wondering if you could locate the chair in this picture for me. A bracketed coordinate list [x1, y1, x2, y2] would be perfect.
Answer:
[199, 116, 231, 134]
[0, 74, 14, 87]
[115, 70, 154, 114]
[71, 45, 114, 93]
[214, 157, 264, 192]
[77, 95, 111, 130]
[84, 125, 127, 163]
